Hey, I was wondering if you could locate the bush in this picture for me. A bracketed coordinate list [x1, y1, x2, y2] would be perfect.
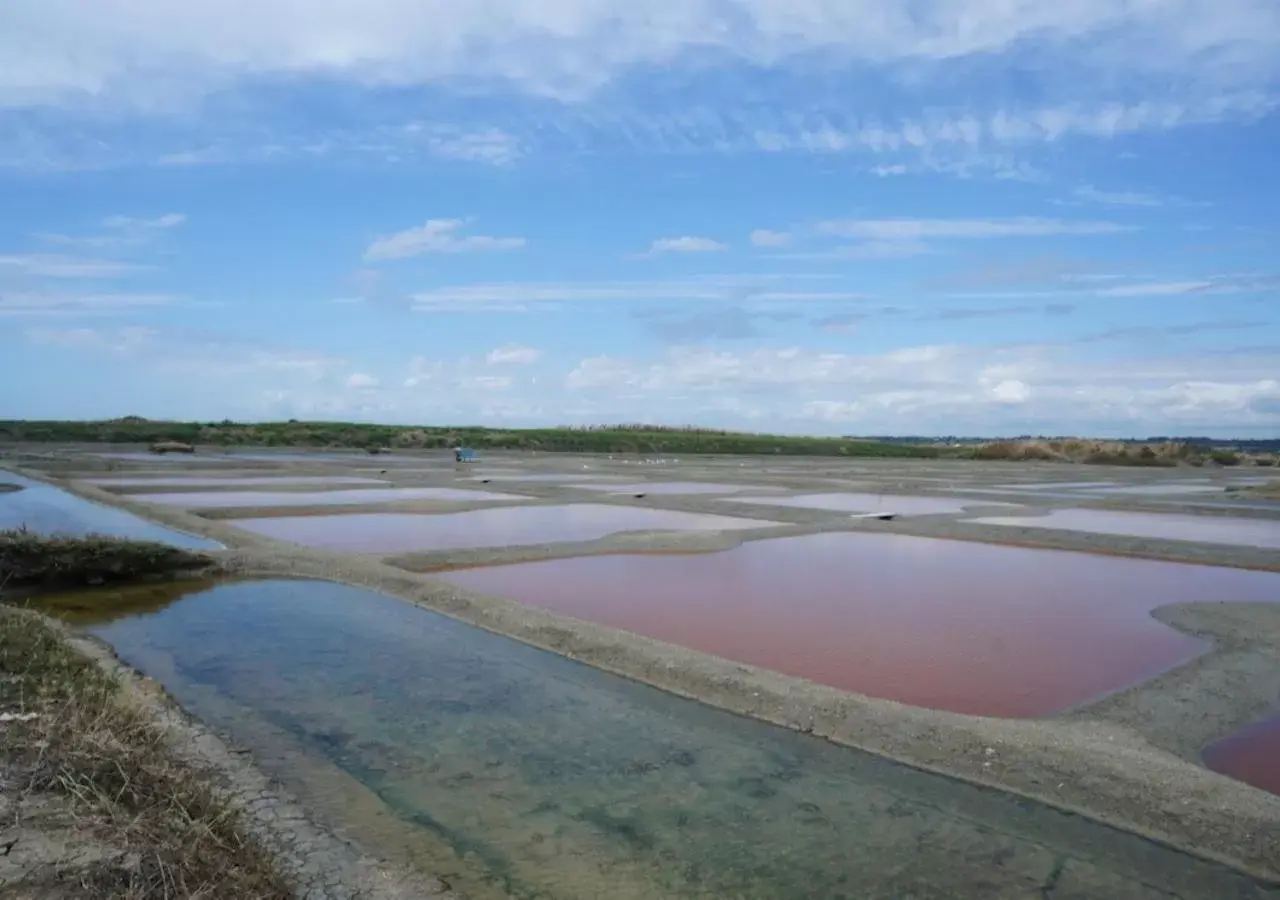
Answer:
[149, 440, 195, 454]
[970, 440, 1061, 461]
[1210, 451, 1242, 466]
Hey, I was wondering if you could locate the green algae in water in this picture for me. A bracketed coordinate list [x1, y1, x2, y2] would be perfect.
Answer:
[79, 580, 1279, 900]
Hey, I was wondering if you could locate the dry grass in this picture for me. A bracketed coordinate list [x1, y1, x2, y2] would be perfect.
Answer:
[0, 608, 295, 899]
[971, 438, 1197, 466]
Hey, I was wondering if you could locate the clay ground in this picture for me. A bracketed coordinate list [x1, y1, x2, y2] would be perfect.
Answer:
[4, 443, 1280, 892]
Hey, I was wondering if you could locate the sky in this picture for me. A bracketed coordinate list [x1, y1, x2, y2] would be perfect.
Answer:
[1, 1, 1278, 438]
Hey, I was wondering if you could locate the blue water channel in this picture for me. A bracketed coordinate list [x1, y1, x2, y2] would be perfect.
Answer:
[59, 578, 1279, 900]
[0, 470, 220, 549]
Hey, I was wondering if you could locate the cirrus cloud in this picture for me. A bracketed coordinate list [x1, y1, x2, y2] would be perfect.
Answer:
[364, 218, 526, 261]
[642, 236, 729, 255]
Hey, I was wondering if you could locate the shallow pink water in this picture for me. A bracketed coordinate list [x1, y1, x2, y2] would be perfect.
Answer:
[436, 533, 1280, 717]
[143, 487, 530, 508]
[721, 492, 1013, 515]
[1203, 713, 1280, 796]
[230, 504, 779, 553]
[971, 509, 1280, 550]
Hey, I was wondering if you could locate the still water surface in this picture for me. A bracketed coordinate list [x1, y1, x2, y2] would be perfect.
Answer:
[970, 508, 1280, 550]
[720, 492, 1013, 515]
[85, 475, 388, 488]
[438, 533, 1280, 717]
[0, 471, 220, 549]
[230, 504, 777, 553]
[61, 579, 1277, 900]
[139, 486, 531, 508]
[1203, 713, 1280, 797]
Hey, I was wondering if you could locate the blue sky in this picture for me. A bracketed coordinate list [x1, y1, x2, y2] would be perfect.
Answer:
[2, 1, 1278, 437]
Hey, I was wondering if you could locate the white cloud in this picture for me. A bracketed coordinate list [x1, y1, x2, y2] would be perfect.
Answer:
[345, 372, 380, 389]
[102, 213, 186, 229]
[0, 254, 147, 278]
[25, 326, 159, 353]
[364, 219, 526, 261]
[403, 354, 519, 394]
[729, 94, 1277, 158]
[472, 374, 513, 391]
[23, 325, 346, 378]
[21, 320, 1280, 434]
[1070, 186, 1165, 208]
[33, 212, 187, 254]
[989, 379, 1032, 404]
[4, 1, 1277, 110]
[644, 236, 728, 255]
[782, 240, 932, 261]
[561, 342, 1280, 432]
[1094, 281, 1217, 297]
[817, 217, 1131, 240]
[749, 229, 791, 248]
[409, 275, 865, 312]
[486, 344, 541, 365]
[0, 291, 174, 317]
[400, 124, 523, 165]
[2, 3, 1276, 177]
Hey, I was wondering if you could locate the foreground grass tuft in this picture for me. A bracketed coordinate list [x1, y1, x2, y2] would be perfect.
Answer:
[0, 530, 212, 589]
[0, 609, 294, 898]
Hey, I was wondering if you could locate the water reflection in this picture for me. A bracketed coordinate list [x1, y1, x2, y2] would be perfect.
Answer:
[71, 579, 1275, 900]
[720, 492, 1013, 515]
[569, 482, 766, 495]
[438, 533, 1280, 717]
[1204, 713, 1280, 797]
[0, 470, 220, 549]
[86, 476, 388, 488]
[230, 504, 778, 553]
[970, 508, 1280, 550]
[139, 487, 531, 509]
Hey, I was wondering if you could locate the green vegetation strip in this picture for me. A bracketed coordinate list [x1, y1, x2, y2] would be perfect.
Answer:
[0, 418, 944, 458]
